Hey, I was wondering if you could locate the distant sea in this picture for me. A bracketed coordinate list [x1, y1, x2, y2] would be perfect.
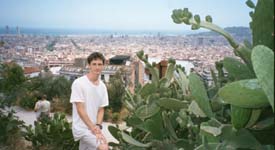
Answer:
[0, 27, 200, 36]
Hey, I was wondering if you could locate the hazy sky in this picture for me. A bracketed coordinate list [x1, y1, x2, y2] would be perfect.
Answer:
[0, 0, 256, 31]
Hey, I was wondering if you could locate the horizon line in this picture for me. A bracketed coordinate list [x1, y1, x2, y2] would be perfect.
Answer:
[0, 25, 249, 31]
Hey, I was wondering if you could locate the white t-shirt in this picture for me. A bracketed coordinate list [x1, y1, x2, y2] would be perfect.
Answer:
[35, 100, 51, 118]
[70, 75, 109, 141]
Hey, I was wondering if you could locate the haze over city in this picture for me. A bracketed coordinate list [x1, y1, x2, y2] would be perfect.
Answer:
[0, 0, 255, 32]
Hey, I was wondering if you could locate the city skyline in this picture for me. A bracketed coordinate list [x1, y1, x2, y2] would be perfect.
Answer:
[0, 0, 256, 32]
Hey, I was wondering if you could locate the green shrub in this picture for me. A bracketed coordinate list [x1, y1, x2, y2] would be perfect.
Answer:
[22, 112, 79, 150]
[18, 92, 37, 110]
[111, 112, 120, 123]
[107, 69, 126, 113]
[0, 109, 25, 147]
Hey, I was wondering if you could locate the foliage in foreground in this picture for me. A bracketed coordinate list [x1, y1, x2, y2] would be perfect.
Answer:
[0, 108, 25, 149]
[108, 0, 274, 149]
[22, 113, 78, 150]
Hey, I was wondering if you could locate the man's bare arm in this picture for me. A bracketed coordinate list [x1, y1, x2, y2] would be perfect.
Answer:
[48, 102, 51, 113]
[96, 107, 108, 144]
[75, 102, 100, 134]
[34, 103, 39, 112]
[97, 107, 105, 125]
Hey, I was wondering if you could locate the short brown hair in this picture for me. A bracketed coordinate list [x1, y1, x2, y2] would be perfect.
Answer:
[42, 95, 47, 99]
[87, 52, 105, 65]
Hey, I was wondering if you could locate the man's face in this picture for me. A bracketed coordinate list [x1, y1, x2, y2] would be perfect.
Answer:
[89, 58, 104, 75]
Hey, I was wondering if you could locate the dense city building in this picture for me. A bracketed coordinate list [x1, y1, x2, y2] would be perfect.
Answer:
[1, 29, 248, 87]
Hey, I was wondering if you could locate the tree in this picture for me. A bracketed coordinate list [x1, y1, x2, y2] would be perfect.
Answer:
[0, 62, 26, 106]
[107, 69, 126, 113]
[0, 62, 26, 92]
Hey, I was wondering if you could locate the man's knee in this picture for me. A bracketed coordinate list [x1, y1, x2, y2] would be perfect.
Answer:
[79, 137, 97, 150]
[97, 143, 109, 150]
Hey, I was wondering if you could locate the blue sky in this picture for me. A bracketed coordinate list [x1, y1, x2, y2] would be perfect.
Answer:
[0, 0, 256, 31]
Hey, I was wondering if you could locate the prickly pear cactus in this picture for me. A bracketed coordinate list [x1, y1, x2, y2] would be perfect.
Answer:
[251, 45, 274, 110]
[109, 50, 204, 149]
[170, 0, 274, 149]
[109, 1, 274, 149]
[249, 0, 274, 50]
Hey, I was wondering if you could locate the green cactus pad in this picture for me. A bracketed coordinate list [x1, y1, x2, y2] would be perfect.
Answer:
[251, 45, 274, 110]
[189, 73, 214, 118]
[218, 79, 269, 108]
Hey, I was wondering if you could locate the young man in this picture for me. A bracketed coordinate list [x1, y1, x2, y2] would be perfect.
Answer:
[70, 52, 109, 150]
[34, 95, 51, 120]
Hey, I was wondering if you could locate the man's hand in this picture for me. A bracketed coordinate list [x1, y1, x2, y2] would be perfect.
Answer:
[96, 133, 107, 144]
[96, 133, 109, 150]
[91, 125, 101, 135]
